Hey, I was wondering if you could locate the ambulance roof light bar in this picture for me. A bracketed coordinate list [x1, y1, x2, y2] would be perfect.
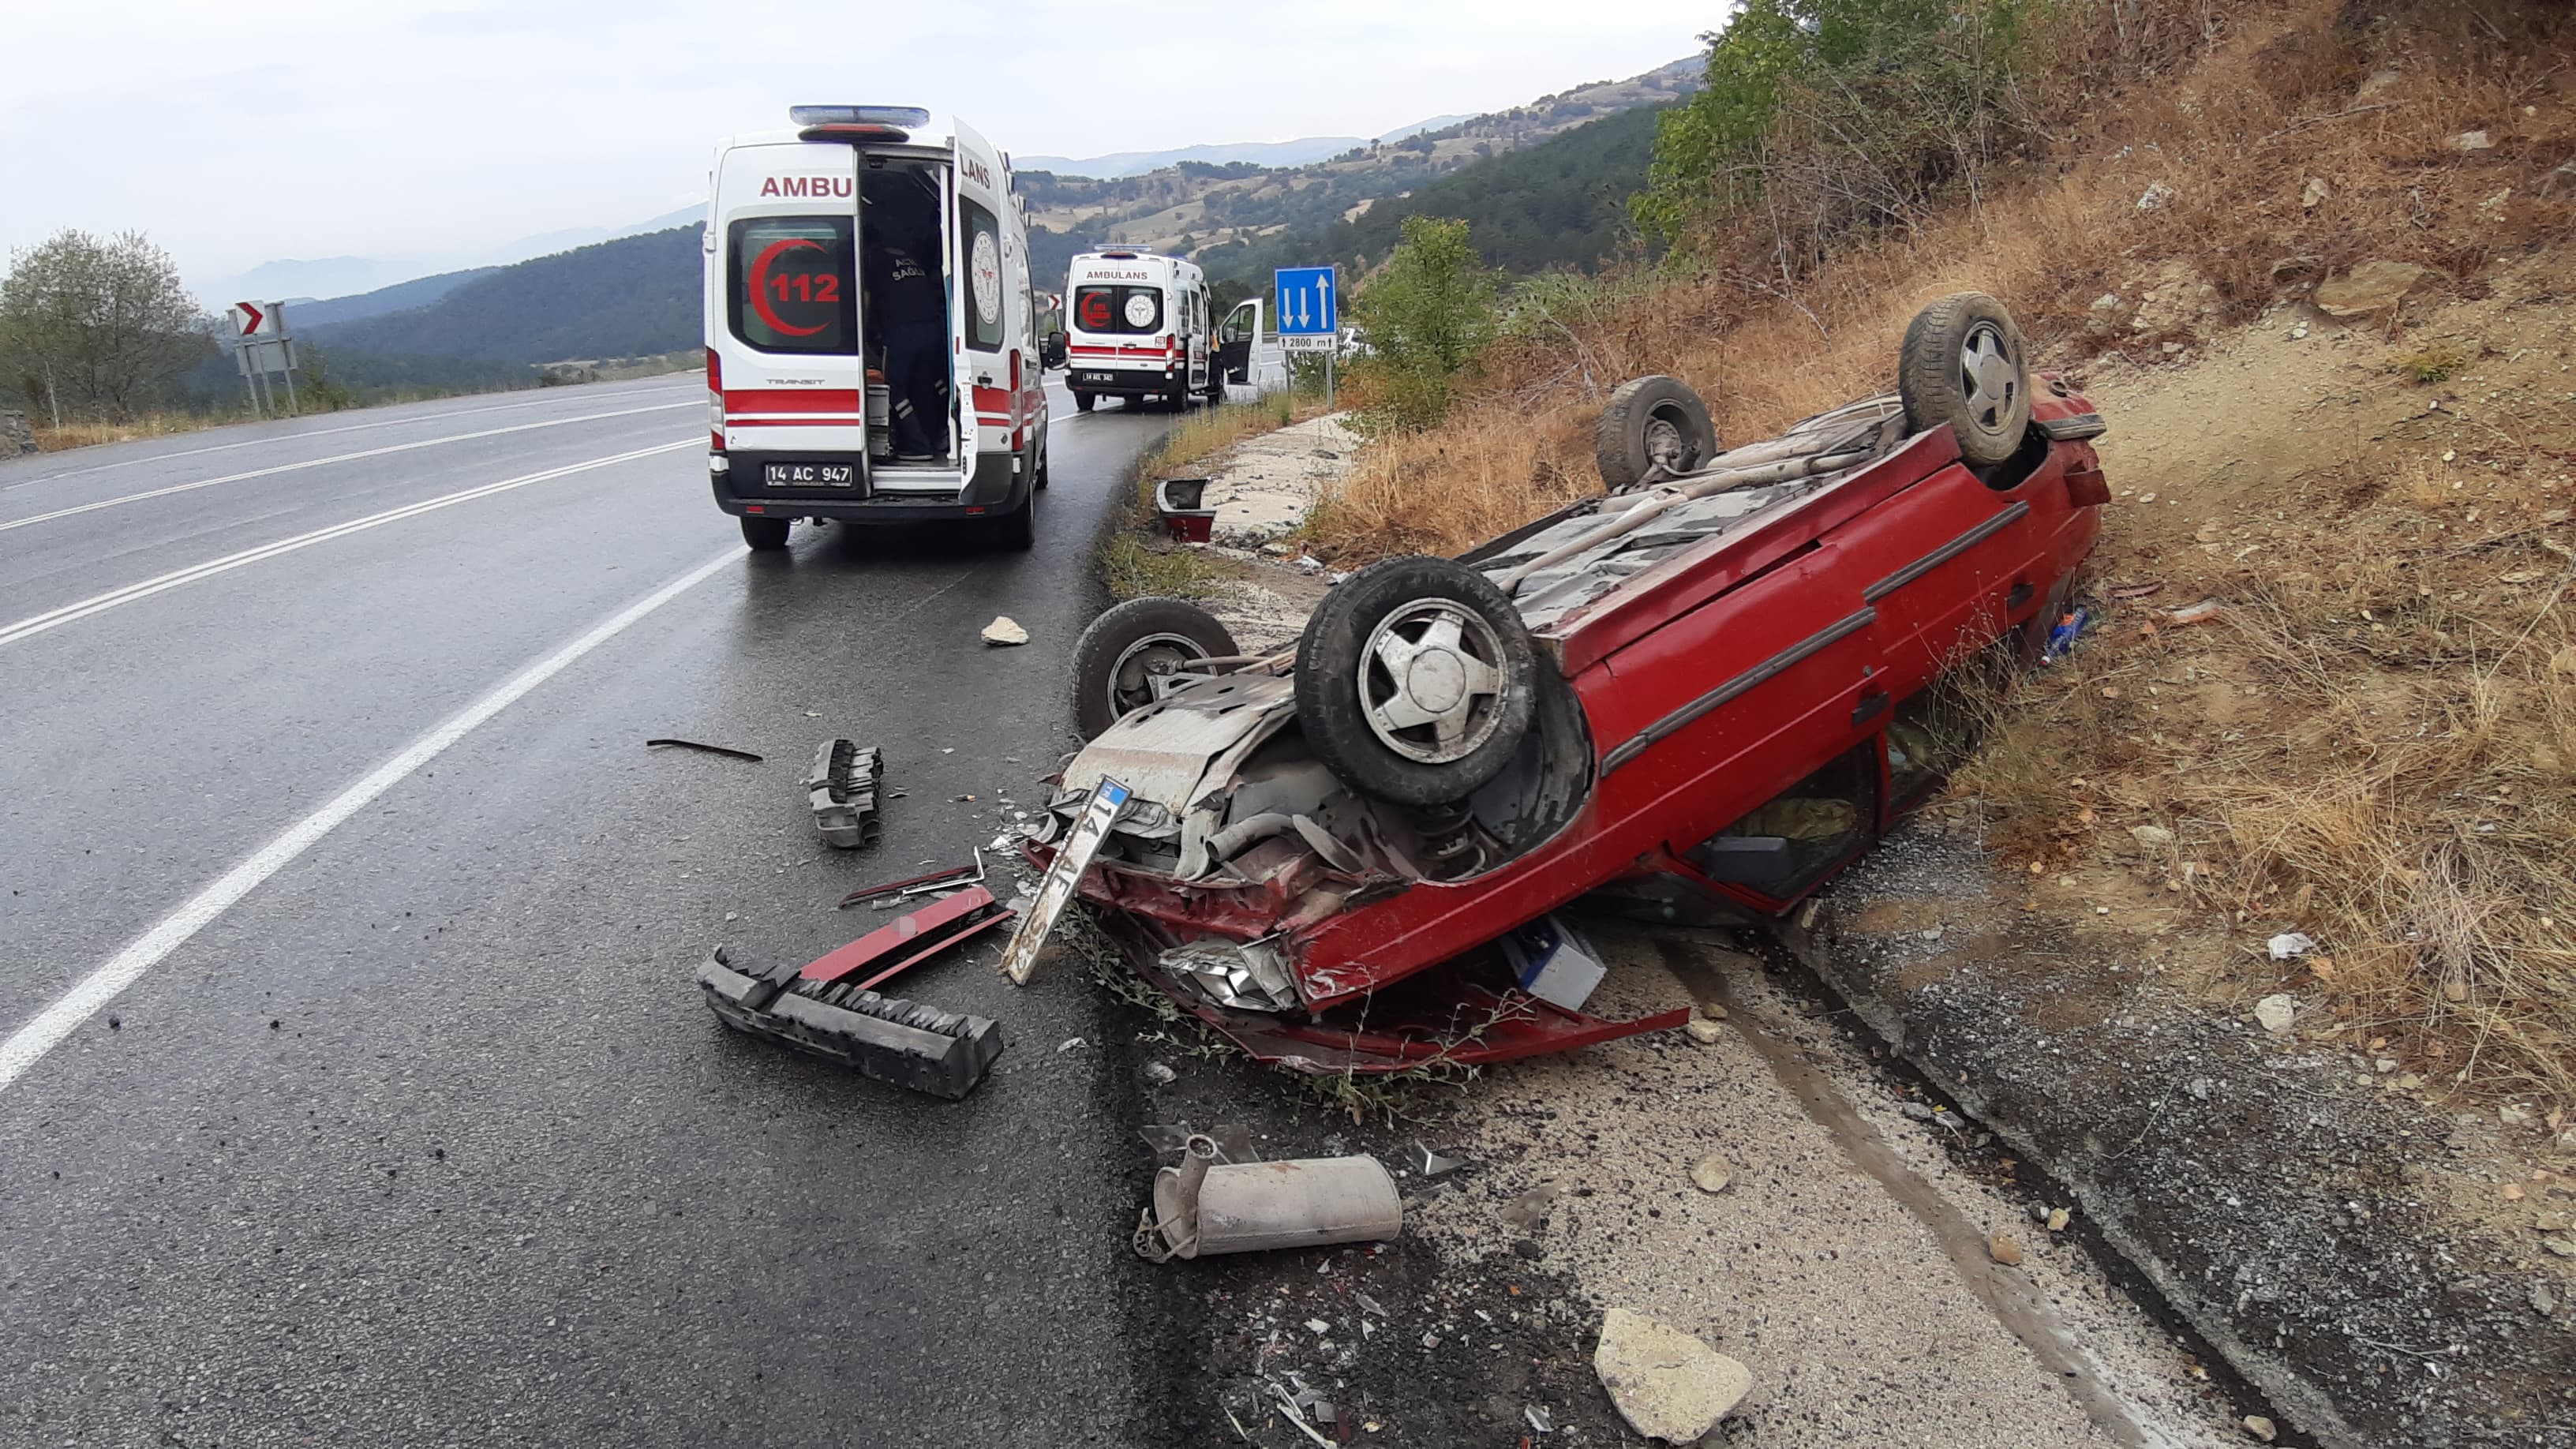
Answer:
[790, 105, 930, 132]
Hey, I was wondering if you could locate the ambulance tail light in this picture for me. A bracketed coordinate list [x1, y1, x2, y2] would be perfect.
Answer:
[706, 349, 725, 450]
[1009, 350, 1021, 392]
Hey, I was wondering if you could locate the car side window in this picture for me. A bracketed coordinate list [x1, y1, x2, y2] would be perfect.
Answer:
[1684, 742, 1879, 900]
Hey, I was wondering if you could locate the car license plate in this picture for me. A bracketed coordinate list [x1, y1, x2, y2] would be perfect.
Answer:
[763, 462, 856, 488]
[1080, 372, 1117, 385]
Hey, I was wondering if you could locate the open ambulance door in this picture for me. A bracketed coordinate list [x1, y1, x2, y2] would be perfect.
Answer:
[949, 118, 1015, 481]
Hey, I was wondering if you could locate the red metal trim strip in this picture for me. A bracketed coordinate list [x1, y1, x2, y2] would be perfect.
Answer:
[799, 887, 998, 984]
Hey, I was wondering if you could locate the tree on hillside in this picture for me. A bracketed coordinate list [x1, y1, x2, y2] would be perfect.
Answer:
[0, 230, 212, 421]
[1347, 215, 1498, 432]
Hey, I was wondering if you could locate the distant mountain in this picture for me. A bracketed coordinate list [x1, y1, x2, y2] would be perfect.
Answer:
[206, 255, 436, 307]
[1200, 99, 1674, 284]
[1016, 57, 1699, 279]
[1017, 138, 1367, 180]
[305, 226, 700, 367]
[1378, 114, 1470, 144]
[284, 267, 504, 328]
[203, 204, 706, 309]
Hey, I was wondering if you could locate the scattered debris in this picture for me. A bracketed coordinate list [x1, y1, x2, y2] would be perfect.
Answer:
[2041, 606, 2092, 663]
[1525, 1405, 1553, 1434]
[1135, 1134, 1402, 1261]
[1498, 914, 1609, 1011]
[1002, 777, 1131, 985]
[1592, 1308, 1751, 1443]
[981, 616, 1029, 646]
[835, 852, 983, 908]
[1683, 1017, 1725, 1045]
[2135, 182, 2177, 212]
[2451, 129, 2494, 152]
[1413, 1144, 1469, 1177]
[1987, 1232, 2025, 1266]
[806, 739, 886, 848]
[2046, 1207, 2071, 1232]
[2242, 1413, 2278, 1443]
[1501, 1179, 1563, 1230]
[2165, 598, 2225, 627]
[1142, 1061, 1176, 1086]
[644, 737, 762, 762]
[1154, 477, 1218, 544]
[2109, 582, 2165, 601]
[2267, 932, 2317, 961]
[2301, 176, 2330, 210]
[1058, 1036, 1087, 1053]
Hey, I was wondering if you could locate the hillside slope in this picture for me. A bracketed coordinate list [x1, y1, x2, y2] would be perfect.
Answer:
[1020, 58, 1696, 278]
[306, 227, 700, 366]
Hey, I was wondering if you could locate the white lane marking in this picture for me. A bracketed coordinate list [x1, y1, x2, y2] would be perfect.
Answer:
[0, 545, 740, 1095]
[0, 381, 704, 493]
[0, 401, 700, 534]
[0, 439, 696, 650]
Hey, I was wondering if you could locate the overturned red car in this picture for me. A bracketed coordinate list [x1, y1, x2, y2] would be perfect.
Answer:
[1031, 294, 2110, 1073]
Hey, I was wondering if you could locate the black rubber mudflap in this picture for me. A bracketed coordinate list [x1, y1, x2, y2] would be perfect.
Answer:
[698, 946, 1004, 1100]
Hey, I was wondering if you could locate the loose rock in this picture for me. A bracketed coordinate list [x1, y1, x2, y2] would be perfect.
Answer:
[981, 616, 1029, 646]
[2046, 1208, 2071, 1232]
[1592, 1308, 1751, 1443]
[1683, 1018, 1724, 1045]
[2254, 994, 2297, 1035]
[2314, 260, 2437, 320]
[2243, 1413, 2278, 1443]
[1690, 1155, 1733, 1194]
[1988, 1233, 2024, 1266]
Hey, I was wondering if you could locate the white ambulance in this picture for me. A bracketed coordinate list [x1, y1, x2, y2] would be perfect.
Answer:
[703, 105, 1051, 552]
[1063, 250, 1220, 413]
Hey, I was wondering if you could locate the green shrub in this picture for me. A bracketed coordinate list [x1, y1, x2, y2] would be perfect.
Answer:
[1346, 216, 1499, 432]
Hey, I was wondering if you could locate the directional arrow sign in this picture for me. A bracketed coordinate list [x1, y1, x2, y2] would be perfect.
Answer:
[230, 301, 279, 338]
[1273, 267, 1335, 338]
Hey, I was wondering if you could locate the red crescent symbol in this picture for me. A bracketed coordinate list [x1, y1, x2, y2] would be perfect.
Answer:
[747, 238, 828, 337]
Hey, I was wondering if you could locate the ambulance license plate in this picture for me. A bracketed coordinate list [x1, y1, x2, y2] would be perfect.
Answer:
[1080, 372, 1118, 385]
[764, 462, 857, 488]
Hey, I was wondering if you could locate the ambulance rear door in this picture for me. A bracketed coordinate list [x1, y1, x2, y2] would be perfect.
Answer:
[715, 143, 868, 491]
[949, 118, 1016, 480]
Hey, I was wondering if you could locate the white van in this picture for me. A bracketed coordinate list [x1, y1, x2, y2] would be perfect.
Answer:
[1063, 250, 1219, 413]
[704, 105, 1050, 552]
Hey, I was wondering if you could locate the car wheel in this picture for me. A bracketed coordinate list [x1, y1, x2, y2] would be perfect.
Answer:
[1075, 391, 1095, 413]
[739, 515, 791, 552]
[1594, 375, 1718, 492]
[1898, 292, 2031, 467]
[1294, 556, 1537, 807]
[1069, 597, 1240, 739]
[1033, 439, 1051, 492]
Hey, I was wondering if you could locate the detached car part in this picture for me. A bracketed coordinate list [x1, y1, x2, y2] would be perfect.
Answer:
[1136, 1133, 1402, 1261]
[698, 887, 1014, 1099]
[807, 739, 886, 849]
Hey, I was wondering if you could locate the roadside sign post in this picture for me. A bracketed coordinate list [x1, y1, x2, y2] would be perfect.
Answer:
[230, 301, 299, 419]
[1274, 266, 1339, 410]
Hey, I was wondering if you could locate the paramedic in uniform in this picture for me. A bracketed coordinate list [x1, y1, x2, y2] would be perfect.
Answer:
[866, 227, 947, 461]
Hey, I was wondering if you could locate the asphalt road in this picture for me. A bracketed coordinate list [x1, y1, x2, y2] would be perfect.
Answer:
[0, 377, 1201, 1447]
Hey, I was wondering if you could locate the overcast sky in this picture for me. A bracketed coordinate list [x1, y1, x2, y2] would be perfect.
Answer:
[0, 1, 1720, 291]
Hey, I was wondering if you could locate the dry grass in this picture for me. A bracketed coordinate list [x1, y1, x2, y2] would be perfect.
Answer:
[1136, 394, 1302, 483]
[31, 412, 239, 451]
[1316, 0, 2576, 1101]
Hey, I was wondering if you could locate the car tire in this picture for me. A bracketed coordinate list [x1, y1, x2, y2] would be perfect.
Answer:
[739, 515, 791, 552]
[1033, 438, 1050, 492]
[1594, 375, 1718, 492]
[1075, 391, 1095, 413]
[1898, 292, 2031, 467]
[1294, 556, 1538, 807]
[1070, 597, 1240, 739]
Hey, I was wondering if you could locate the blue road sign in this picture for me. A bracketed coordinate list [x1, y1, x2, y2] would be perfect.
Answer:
[1275, 267, 1337, 337]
